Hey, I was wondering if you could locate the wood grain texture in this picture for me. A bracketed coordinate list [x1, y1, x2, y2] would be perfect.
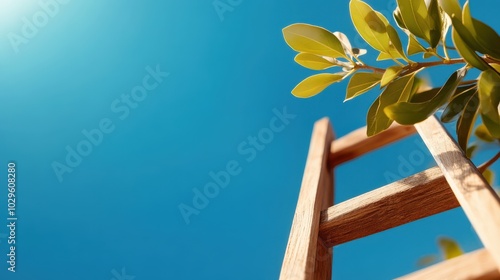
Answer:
[280, 118, 334, 280]
[313, 169, 333, 280]
[396, 249, 500, 280]
[415, 116, 500, 270]
[319, 167, 459, 247]
[329, 122, 416, 167]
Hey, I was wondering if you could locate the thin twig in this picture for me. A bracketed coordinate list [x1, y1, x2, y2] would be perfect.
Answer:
[478, 151, 500, 173]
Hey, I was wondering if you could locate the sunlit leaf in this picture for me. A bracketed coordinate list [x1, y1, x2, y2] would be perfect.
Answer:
[350, 0, 407, 61]
[462, 2, 500, 59]
[451, 14, 488, 56]
[393, 8, 408, 31]
[333, 31, 367, 59]
[441, 13, 452, 47]
[438, 237, 464, 260]
[427, 0, 442, 48]
[462, 1, 474, 30]
[292, 73, 345, 98]
[377, 52, 393, 61]
[478, 70, 500, 138]
[438, 0, 462, 19]
[367, 72, 417, 136]
[346, 72, 382, 101]
[451, 27, 490, 71]
[482, 169, 495, 186]
[283, 24, 348, 59]
[457, 92, 479, 151]
[407, 35, 426, 55]
[491, 64, 500, 73]
[294, 53, 337, 70]
[385, 69, 467, 125]
[423, 52, 435, 59]
[381, 66, 403, 87]
[396, 0, 431, 43]
[441, 86, 477, 123]
[475, 124, 495, 142]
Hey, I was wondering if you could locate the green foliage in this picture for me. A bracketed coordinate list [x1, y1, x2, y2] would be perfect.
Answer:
[282, 0, 500, 153]
[438, 237, 464, 259]
[418, 237, 464, 268]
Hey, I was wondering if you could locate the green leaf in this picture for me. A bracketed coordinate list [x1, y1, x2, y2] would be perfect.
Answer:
[482, 169, 495, 186]
[478, 70, 500, 138]
[381, 66, 403, 87]
[475, 124, 495, 142]
[396, 0, 431, 44]
[451, 15, 488, 56]
[438, 0, 462, 19]
[441, 86, 477, 123]
[333, 31, 367, 59]
[292, 73, 345, 98]
[457, 92, 479, 151]
[367, 72, 417, 136]
[393, 8, 408, 31]
[470, 20, 500, 60]
[438, 237, 464, 260]
[387, 25, 408, 61]
[410, 87, 440, 103]
[282, 24, 348, 59]
[462, 2, 500, 59]
[346, 72, 382, 101]
[423, 52, 435, 59]
[377, 52, 393, 61]
[442, 13, 452, 47]
[451, 27, 490, 71]
[462, 1, 474, 30]
[294, 53, 336, 70]
[407, 35, 426, 55]
[385, 69, 467, 125]
[466, 144, 478, 158]
[427, 0, 442, 48]
[350, 0, 407, 61]
[417, 255, 438, 267]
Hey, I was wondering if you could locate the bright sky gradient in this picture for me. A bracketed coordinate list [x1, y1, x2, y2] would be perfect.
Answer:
[0, 0, 499, 279]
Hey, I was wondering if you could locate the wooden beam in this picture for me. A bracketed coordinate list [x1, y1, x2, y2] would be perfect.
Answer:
[415, 116, 500, 270]
[280, 118, 334, 280]
[319, 167, 459, 247]
[313, 169, 333, 280]
[396, 249, 500, 280]
[329, 123, 416, 167]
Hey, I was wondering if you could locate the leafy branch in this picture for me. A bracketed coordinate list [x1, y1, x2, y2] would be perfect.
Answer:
[282, 0, 500, 172]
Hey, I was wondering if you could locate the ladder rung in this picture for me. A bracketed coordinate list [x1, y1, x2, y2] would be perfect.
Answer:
[319, 167, 459, 247]
[329, 123, 416, 167]
[396, 249, 500, 280]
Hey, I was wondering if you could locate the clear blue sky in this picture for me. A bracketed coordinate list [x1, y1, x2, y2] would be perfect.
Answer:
[0, 0, 498, 279]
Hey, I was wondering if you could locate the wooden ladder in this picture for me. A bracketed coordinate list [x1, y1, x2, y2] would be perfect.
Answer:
[280, 116, 500, 280]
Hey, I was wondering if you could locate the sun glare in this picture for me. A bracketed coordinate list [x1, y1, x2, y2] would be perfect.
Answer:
[0, 0, 37, 28]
